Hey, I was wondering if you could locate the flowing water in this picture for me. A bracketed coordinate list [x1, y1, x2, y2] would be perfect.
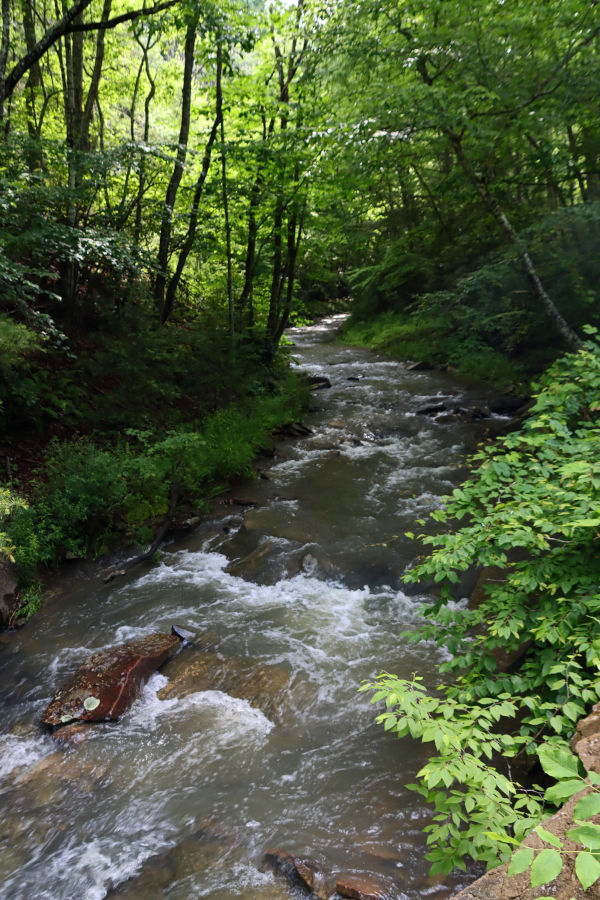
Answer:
[0, 316, 507, 899]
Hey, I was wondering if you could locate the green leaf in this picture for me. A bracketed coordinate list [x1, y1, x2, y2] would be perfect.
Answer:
[574, 793, 600, 820]
[530, 849, 562, 887]
[485, 831, 520, 846]
[545, 780, 584, 804]
[535, 826, 563, 849]
[567, 823, 600, 850]
[538, 744, 583, 780]
[507, 847, 534, 877]
[575, 851, 600, 891]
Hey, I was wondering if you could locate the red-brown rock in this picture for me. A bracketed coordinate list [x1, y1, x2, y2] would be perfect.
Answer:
[335, 873, 389, 900]
[43, 633, 181, 726]
[263, 849, 333, 898]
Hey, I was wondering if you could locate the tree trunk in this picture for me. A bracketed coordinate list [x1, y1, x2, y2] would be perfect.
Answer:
[448, 131, 582, 351]
[162, 46, 222, 323]
[156, 17, 197, 318]
[3, 0, 93, 108]
[0, 0, 11, 120]
[217, 46, 233, 340]
[134, 32, 156, 245]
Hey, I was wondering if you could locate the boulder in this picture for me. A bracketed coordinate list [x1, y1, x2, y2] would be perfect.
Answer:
[571, 700, 600, 774]
[309, 376, 332, 390]
[416, 402, 448, 416]
[451, 790, 600, 900]
[0, 558, 18, 626]
[158, 649, 290, 723]
[336, 873, 390, 899]
[43, 632, 181, 726]
[263, 849, 333, 899]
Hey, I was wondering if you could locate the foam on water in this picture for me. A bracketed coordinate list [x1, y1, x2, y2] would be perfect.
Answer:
[129, 675, 274, 738]
[0, 734, 52, 780]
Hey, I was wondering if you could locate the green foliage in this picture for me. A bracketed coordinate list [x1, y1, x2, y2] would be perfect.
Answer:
[344, 204, 600, 388]
[0, 485, 27, 562]
[365, 333, 600, 875]
[5, 371, 308, 573]
[9, 583, 42, 626]
[491, 742, 600, 892]
[361, 673, 544, 872]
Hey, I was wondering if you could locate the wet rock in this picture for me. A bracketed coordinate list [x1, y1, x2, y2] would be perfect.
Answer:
[309, 376, 332, 390]
[225, 540, 277, 579]
[301, 552, 319, 575]
[336, 873, 390, 899]
[275, 422, 314, 438]
[358, 843, 404, 870]
[43, 632, 181, 727]
[416, 402, 448, 416]
[488, 396, 529, 416]
[347, 374, 365, 381]
[107, 822, 234, 897]
[158, 649, 290, 723]
[171, 624, 196, 643]
[52, 722, 96, 746]
[263, 849, 333, 898]
[17, 750, 110, 795]
[0, 558, 18, 626]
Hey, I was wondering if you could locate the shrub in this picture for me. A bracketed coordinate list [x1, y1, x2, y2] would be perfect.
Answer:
[365, 328, 600, 874]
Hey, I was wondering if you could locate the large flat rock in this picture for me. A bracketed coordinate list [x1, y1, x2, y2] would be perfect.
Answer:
[43, 633, 181, 726]
[158, 648, 290, 723]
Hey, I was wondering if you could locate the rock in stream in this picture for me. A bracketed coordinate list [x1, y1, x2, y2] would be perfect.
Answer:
[43, 632, 181, 727]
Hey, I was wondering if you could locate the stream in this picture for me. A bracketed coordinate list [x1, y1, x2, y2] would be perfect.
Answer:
[0, 316, 509, 899]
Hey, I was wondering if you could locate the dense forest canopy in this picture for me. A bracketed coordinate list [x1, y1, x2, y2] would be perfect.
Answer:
[1, 0, 599, 360]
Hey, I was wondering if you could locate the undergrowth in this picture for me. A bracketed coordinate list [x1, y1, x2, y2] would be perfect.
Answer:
[364, 328, 600, 886]
[1, 369, 309, 584]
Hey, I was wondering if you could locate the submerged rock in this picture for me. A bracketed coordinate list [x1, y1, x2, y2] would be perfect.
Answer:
[43, 632, 181, 726]
[309, 376, 332, 390]
[107, 821, 234, 897]
[263, 848, 333, 899]
[336, 873, 390, 899]
[263, 849, 394, 900]
[158, 648, 290, 723]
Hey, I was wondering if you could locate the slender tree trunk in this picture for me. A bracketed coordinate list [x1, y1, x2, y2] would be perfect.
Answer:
[21, 0, 45, 167]
[567, 125, 588, 201]
[163, 47, 222, 324]
[134, 33, 156, 245]
[217, 47, 233, 340]
[156, 17, 197, 319]
[237, 169, 261, 326]
[449, 131, 582, 351]
[273, 193, 306, 345]
[80, 0, 111, 150]
[0, 0, 10, 120]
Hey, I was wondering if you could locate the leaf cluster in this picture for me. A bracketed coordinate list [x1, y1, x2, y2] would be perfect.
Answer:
[365, 333, 600, 877]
